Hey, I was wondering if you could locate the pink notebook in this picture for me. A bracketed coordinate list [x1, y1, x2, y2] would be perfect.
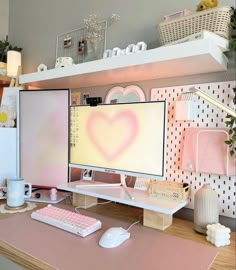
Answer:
[181, 128, 235, 176]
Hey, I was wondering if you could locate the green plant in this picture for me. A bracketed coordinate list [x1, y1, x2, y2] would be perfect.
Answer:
[0, 35, 22, 63]
[224, 8, 236, 156]
[224, 87, 236, 156]
[229, 7, 236, 50]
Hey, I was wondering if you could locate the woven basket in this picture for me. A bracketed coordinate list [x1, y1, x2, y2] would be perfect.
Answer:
[157, 7, 231, 45]
[148, 181, 190, 202]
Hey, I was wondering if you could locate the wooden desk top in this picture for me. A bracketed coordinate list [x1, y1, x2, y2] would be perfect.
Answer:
[0, 199, 235, 270]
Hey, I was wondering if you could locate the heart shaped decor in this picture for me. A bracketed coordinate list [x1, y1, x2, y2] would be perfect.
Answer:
[87, 110, 139, 161]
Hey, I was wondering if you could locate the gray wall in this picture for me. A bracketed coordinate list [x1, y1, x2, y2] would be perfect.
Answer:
[8, 0, 235, 75]
[0, 0, 9, 39]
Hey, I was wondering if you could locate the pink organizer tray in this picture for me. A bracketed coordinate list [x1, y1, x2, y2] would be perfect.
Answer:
[181, 128, 235, 176]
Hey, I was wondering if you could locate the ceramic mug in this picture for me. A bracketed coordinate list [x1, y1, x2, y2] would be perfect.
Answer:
[7, 178, 32, 207]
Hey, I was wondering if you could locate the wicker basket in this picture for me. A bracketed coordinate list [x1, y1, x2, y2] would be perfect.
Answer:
[157, 7, 231, 45]
[148, 181, 190, 202]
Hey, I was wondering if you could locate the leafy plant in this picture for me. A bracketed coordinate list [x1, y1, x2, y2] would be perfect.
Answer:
[229, 7, 236, 51]
[224, 87, 236, 156]
[0, 35, 22, 63]
[224, 8, 236, 156]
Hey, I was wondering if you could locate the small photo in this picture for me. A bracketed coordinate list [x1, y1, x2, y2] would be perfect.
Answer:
[82, 169, 93, 181]
[71, 91, 81, 105]
[64, 35, 72, 48]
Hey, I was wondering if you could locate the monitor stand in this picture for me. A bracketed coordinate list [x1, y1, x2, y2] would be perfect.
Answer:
[120, 174, 127, 187]
[25, 189, 66, 204]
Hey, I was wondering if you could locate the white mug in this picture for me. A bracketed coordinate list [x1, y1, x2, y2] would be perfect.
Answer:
[7, 178, 32, 207]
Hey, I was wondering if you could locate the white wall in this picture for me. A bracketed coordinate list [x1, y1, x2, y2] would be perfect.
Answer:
[0, 0, 9, 39]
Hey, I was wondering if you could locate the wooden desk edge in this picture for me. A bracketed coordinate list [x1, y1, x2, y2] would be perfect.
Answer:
[0, 240, 54, 270]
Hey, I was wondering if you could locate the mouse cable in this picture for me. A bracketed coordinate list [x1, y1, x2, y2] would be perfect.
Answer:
[126, 214, 143, 232]
[63, 192, 73, 203]
[74, 200, 113, 214]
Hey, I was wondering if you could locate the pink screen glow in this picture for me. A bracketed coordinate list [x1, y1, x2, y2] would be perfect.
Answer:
[87, 110, 139, 161]
[70, 101, 167, 179]
[20, 90, 69, 187]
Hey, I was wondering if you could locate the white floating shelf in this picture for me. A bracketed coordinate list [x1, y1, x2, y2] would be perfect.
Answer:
[20, 39, 228, 89]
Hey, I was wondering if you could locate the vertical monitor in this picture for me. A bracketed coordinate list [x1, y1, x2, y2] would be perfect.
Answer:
[19, 89, 69, 188]
[70, 101, 167, 180]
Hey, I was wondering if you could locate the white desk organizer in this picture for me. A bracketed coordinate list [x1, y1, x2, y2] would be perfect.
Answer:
[174, 92, 196, 121]
[175, 100, 196, 120]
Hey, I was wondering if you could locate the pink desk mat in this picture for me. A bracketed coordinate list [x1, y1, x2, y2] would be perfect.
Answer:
[0, 207, 218, 270]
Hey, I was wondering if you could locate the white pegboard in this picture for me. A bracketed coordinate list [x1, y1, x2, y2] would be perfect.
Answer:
[151, 81, 236, 218]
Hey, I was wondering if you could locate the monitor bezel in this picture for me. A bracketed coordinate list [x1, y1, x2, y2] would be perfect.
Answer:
[69, 101, 167, 180]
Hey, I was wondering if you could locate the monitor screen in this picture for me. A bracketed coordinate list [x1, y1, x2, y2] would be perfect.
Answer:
[70, 101, 167, 180]
[19, 89, 69, 188]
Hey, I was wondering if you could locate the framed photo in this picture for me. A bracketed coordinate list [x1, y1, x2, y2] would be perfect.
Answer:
[71, 91, 81, 105]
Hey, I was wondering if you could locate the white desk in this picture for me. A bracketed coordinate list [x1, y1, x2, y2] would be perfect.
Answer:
[57, 180, 188, 230]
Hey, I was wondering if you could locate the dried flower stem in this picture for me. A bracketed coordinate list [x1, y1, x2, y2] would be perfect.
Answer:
[84, 14, 120, 43]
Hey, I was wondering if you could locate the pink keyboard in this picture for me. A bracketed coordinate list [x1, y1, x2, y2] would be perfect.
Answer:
[31, 205, 102, 237]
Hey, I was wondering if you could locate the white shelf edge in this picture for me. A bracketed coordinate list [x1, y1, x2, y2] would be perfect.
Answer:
[20, 39, 228, 89]
[57, 182, 188, 214]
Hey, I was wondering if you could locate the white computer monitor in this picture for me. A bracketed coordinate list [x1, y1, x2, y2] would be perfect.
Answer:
[70, 101, 167, 180]
[19, 89, 69, 188]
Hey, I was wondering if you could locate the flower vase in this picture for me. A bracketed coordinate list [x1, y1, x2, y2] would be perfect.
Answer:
[194, 184, 219, 234]
[85, 39, 103, 62]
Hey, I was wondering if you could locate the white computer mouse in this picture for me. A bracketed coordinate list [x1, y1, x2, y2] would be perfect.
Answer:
[99, 227, 130, 248]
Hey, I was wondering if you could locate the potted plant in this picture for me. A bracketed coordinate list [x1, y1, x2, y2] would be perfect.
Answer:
[225, 7, 236, 156]
[0, 35, 22, 76]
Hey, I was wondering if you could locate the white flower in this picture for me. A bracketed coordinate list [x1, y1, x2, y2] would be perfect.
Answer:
[109, 14, 120, 27]
[0, 105, 16, 127]
[84, 13, 120, 42]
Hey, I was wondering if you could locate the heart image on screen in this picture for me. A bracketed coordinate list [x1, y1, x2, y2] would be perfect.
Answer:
[87, 111, 139, 161]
